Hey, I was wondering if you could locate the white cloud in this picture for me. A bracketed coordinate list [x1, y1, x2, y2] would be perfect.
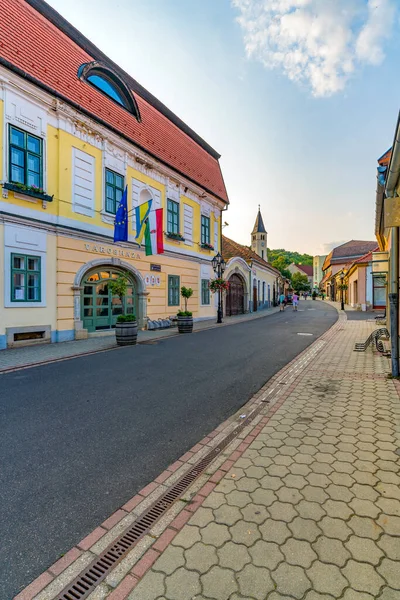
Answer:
[232, 0, 396, 96]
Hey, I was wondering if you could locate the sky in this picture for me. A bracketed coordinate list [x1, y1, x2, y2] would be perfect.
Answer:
[46, 0, 400, 256]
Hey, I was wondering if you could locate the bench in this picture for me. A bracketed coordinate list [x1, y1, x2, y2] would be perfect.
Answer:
[354, 328, 389, 352]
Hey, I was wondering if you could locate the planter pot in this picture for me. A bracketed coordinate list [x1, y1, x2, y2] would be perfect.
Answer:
[178, 315, 193, 334]
[115, 321, 138, 346]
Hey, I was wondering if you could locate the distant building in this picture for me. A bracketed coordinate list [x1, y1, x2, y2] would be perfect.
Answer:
[345, 248, 379, 310]
[288, 263, 313, 287]
[222, 209, 280, 314]
[313, 255, 327, 289]
[321, 241, 377, 302]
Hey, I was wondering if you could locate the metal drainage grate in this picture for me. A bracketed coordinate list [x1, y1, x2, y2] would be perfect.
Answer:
[56, 402, 266, 600]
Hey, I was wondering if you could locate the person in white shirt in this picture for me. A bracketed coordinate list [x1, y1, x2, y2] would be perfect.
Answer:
[292, 292, 299, 311]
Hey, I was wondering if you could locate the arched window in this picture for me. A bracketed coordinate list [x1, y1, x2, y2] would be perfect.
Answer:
[78, 61, 141, 121]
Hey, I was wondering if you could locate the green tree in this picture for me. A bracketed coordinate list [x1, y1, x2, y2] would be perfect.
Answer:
[271, 256, 292, 280]
[180, 286, 194, 312]
[268, 248, 313, 266]
[291, 272, 310, 292]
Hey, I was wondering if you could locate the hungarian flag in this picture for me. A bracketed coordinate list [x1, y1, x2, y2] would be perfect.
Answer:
[135, 199, 152, 244]
[144, 208, 164, 256]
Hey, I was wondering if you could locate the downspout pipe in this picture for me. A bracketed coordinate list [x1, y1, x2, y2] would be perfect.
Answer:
[220, 205, 228, 318]
[385, 111, 400, 377]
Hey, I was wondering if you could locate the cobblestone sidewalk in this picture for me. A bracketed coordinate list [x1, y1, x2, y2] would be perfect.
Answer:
[17, 315, 400, 600]
[125, 318, 400, 600]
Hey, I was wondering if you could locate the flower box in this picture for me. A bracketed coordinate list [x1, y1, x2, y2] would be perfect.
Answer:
[201, 243, 214, 251]
[166, 232, 185, 242]
[3, 182, 54, 202]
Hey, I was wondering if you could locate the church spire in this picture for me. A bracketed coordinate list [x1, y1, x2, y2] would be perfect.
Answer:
[252, 207, 267, 234]
[251, 207, 268, 261]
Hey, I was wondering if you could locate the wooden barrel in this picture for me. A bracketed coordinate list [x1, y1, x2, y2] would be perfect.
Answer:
[177, 316, 193, 334]
[115, 322, 138, 345]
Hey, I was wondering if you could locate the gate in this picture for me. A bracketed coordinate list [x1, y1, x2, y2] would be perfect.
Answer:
[226, 274, 244, 316]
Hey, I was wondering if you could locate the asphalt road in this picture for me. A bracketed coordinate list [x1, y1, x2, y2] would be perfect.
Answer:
[0, 300, 337, 598]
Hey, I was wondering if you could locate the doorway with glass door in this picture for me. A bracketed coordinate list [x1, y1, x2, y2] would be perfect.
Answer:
[81, 269, 136, 333]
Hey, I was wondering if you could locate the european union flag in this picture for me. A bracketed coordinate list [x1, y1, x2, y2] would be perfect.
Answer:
[113, 185, 128, 243]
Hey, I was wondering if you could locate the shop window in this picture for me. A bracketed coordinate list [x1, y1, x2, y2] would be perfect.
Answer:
[105, 168, 124, 214]
[167, 199, 180, 234]
[9, 126, 43, 188]
[11, 253, 41, 302]
[201, 279, 210, 305]
[168, 275, 180, 306]
[201, 215, 210, 245]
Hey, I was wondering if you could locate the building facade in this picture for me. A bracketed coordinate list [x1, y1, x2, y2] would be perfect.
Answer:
[321, 241, 377, 301]
[345, 249, 378, 310]
[222, 209, 280, 315]
[0, 0, 229, 349]
[313, 255, 327, 290]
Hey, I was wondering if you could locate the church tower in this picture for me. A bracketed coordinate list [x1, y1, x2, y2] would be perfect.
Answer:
[251, 206, 267, 261]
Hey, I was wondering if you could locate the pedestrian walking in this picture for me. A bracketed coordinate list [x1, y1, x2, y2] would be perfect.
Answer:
[279, 292, 286, 311]
[292, 292, 299, 311]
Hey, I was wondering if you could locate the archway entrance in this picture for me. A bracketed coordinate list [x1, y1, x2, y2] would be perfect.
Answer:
[81, 268, 136, 332]
[226, 273, 245, 316]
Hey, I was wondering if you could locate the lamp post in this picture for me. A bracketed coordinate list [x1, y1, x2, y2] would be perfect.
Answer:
[212, 251, 226, 324]
[340, 271, 345, 311]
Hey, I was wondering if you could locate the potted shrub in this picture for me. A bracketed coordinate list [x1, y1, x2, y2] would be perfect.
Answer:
[312, 290, 317, 300]
[109, 273, 138, 346]
[178, 286, 194, 333]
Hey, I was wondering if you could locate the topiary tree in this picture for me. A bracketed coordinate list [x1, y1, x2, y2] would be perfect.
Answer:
[180, 286, 194, 315]
[109, 273, 136, 322]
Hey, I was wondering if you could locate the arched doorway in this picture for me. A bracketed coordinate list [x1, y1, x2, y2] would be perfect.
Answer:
[81, 268, 137, 332]
[226, 273, 245, 316]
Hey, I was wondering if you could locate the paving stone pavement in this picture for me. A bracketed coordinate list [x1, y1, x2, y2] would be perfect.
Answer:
[121, 318, 400, 600]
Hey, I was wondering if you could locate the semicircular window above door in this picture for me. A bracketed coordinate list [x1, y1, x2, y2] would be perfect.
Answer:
[82, 269, 136, 332]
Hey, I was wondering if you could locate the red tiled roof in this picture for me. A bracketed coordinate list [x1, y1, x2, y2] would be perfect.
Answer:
[322, 240, 377, 271]
[295, 264, 313, 277]
[354, 247, 379, 264]
[0, 0, 228, 203]
[222, 236, 280, 275]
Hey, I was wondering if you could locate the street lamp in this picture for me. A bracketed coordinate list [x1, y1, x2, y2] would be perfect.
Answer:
[340, 271, 345, 311]
[212, 251, 226, 324]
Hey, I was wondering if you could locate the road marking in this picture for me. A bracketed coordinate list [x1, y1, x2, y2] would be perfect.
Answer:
[297, 333, 313, 336]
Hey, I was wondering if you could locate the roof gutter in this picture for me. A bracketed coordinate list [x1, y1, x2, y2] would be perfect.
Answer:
[375, 179, 385, 249]
[385, 111, 400, 377]
[386, 111, 400, 198]
[0, 57, 228, 205]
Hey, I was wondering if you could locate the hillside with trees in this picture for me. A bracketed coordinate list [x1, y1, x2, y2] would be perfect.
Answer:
[267, 248, 313, 280]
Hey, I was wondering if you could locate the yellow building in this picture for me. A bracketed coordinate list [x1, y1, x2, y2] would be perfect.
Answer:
[0, 0, 229, 349]
[312, 255, 327, 290]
